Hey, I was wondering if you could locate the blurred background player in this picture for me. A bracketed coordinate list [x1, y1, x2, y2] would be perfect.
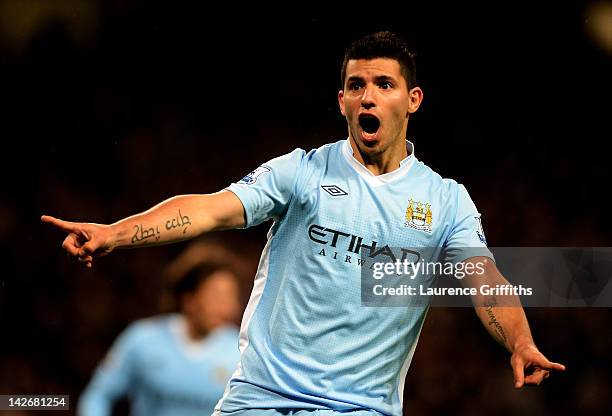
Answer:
[77, 241, 242, 416]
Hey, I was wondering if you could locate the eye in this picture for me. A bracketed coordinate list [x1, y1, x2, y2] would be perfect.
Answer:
[348, 81, 363, 91]
[379, 81, 393, 89]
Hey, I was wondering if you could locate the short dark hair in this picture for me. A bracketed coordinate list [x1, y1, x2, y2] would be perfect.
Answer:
[172, 261, 236, 299]
[341, 31, 417, 89]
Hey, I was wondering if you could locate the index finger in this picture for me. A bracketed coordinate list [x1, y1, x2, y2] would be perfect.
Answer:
[41, 215, 79, 233]
[536, 359, 566, 372]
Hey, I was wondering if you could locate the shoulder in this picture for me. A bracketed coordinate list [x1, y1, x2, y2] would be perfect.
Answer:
[295, 139, 345, 173]
[413, 159, 464, 199]
[309, 139, 343, 157]
[279, 140, 342, 164]
[118, 314, 173, 346]
[264, 140, 343, 187]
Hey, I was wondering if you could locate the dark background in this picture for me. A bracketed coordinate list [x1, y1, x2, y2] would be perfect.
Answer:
[1, 1, 611, 415]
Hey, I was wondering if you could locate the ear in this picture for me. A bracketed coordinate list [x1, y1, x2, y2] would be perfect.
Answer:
[338, 89, 346, 116]
[407, 86, 424, 115]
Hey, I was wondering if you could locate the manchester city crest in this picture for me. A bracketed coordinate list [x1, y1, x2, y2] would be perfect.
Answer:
[405, 198, 433, 233]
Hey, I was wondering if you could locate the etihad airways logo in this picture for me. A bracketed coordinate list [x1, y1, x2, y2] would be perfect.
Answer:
[308, 224, 420, 266]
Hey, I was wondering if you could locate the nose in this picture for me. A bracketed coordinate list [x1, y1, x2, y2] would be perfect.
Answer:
[361, 85, 376, 110]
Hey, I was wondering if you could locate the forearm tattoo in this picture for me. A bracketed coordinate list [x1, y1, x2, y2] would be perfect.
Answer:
[164, 209, 191, 233]
[131, 224, 161, 244]
[130, 210, 191, 245]
[485, 299, 507, 345]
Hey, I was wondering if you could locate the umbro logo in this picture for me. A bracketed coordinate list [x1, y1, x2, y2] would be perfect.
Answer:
[321, 185, 348, 197]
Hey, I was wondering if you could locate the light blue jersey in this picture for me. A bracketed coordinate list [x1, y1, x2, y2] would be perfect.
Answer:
[219, 139, 491, 416]
[78, 315, 240, 416]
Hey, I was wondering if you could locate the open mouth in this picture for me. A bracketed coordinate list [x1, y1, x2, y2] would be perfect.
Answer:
[358, 114, 380, 135]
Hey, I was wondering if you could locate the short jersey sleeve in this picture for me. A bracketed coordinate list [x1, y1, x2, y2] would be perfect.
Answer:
[443, 184, 494, 264]
[226, 148, 306, 228]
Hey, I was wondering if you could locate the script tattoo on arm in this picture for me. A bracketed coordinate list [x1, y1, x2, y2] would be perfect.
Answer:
[131, 224, 161, 244]
[165, 209, 192, 234]
[485, 298, 508, 346]
[129, 210, 192, 246]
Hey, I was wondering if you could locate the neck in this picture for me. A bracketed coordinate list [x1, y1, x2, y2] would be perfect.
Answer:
[184, 316, 210, 341]
[348, 137, 408, 176]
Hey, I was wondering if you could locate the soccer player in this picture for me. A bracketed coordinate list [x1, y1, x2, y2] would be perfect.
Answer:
[77, 249, 241, 416]
[43, 31, 565, 416]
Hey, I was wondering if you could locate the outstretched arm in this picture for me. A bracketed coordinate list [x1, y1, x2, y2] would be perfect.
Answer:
[42, 190, 245, 268]
[461, 257, 566, 388]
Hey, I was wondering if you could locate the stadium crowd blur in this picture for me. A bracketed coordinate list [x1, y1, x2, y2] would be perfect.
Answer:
[1, 2, 611, 415]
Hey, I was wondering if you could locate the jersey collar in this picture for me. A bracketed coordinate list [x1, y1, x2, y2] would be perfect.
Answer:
[341, 138, 416, 186]
[169, 314, 210, 359]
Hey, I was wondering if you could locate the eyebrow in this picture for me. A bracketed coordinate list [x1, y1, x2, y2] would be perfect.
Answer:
[346, 75, 397, 83]
[375, 75, 395, 82]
